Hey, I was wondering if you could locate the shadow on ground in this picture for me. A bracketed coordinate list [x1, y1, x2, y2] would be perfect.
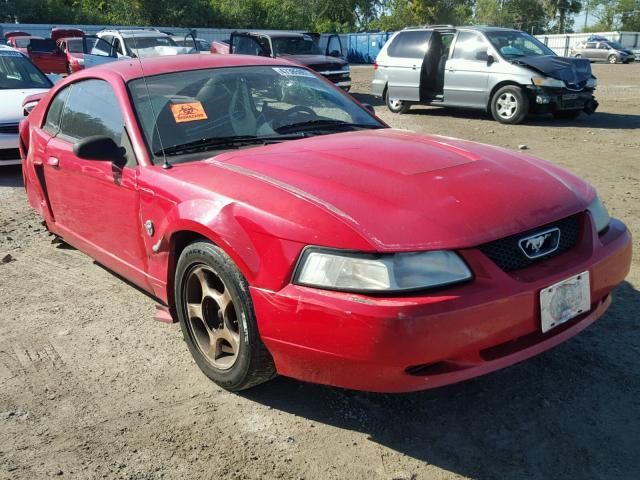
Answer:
[352, 93, 640, 130]
[243, 281, 640, 479]
[0, 165, 23, 188]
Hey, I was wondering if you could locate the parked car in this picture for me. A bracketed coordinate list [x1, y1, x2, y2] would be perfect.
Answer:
[96, 28, 194, 58]
[0, 45, 53, 166]
[19, 54, 631, 392]
[570, 39, 635, 64]
[5, 34, 43, 55]
[57, 37, 86, 74]
[372, 26, 599, 123]
[229, 31, 351, 90]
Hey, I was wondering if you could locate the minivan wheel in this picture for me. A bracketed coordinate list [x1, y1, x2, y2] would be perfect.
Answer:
[608, 54, 617, 64]
[490, 85, 529, 124]
[175, 241, 276, 391]
[385, 90, 410, 114]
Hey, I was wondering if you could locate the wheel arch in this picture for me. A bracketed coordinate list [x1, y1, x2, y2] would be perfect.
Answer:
[486, 80, 527, 112]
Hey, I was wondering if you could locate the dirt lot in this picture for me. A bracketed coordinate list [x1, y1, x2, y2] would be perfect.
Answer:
[1, 63, 639, 480]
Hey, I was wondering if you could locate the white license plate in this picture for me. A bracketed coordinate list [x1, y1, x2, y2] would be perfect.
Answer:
[540, 271, 590, 333]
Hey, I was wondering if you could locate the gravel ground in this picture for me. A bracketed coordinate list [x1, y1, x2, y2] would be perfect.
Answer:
[1, 63, 639, 480]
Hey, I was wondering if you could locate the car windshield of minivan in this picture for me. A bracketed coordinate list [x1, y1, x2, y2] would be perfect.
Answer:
[273, 37, 322, 56]
[0, 52, 52, 89]
[485, 31, 555, 58]
[129, 65, 383, 164]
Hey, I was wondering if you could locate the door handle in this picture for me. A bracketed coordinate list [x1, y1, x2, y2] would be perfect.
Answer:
[47, 156, 59, 167]
[412, 64, 417, 70]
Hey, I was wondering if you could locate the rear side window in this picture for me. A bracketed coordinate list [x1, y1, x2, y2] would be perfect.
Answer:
[59, 79, 124, 145]
[43, 86, 71, 134]
[387, 31, 431, 59]
[452, 31, 489, 61]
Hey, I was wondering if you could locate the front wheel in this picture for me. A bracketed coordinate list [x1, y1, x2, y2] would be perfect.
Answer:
[608, 54, 617, 64]
[490, 85, 529, 124]
[175, 241, 276, 391]
[385, 90, 410, 114]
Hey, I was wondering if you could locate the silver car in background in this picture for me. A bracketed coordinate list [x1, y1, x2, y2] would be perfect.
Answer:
[371, 26, 599, 124]
[570, 39, 635, 64]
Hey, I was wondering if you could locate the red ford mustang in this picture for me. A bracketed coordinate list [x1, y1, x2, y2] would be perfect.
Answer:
[19, 54, 631, 392]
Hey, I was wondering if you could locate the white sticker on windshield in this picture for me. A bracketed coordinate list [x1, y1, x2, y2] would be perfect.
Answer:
[273, 67, 314, 77]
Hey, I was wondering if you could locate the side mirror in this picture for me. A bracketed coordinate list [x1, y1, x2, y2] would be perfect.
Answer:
[328, 50, 342, 58]
[73, 135, 126, 167]
[487, 53, 495, 65]
[362, 103, 375, 115]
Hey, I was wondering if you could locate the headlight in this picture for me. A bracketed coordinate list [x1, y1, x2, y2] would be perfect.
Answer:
[531, 76, 566, 88]
[587, 195, 610, 233]
[586, 77, 597, 88]
[294, 248, 472, 293]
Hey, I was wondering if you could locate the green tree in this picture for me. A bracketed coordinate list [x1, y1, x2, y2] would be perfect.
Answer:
[475, 0, 548, 33]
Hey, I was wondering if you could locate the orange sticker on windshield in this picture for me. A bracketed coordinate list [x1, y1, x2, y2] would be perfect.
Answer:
[170, 102, 208, 123]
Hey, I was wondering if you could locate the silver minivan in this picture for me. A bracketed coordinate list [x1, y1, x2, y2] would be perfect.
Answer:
[371, 26, 599, 124]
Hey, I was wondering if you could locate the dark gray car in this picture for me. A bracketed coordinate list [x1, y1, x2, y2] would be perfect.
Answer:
[570, 40, 635, 64]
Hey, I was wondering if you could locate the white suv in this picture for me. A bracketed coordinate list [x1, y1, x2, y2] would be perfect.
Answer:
[96, 28, 193, 58]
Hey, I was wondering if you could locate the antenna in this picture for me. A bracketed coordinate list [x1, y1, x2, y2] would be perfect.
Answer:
[122, 6, 171, 169]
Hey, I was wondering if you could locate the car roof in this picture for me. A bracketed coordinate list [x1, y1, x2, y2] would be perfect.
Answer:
[236, 30, 308, 39]
[0, 44, 23, 54]
[100, 29, 166, 38]
[402, 25, 522, 33]
[70, 53, 298, 82]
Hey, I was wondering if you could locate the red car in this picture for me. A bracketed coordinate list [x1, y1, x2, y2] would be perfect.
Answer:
[57, 37, 86, 74]
[19, 54, 631, 393]
[5, 33, 42, 55]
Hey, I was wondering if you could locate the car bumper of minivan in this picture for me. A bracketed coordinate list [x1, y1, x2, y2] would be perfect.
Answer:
[371, 78, 385, 97]
[529, 87, 597, 113]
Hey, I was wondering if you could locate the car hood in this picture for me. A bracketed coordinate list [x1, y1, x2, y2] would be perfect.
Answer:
[198, 129, 592, 251]
[0, 88, 50, 123]
[512, 55, 593, 88]
[280, 54, 347, 70]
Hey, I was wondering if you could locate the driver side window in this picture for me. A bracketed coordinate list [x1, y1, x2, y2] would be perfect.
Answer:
[452, 31, 488, 61]
[58, 79, 125, 146]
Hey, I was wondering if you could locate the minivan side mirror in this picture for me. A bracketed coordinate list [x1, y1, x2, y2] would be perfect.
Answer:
[328, 50, 342, 58]
[73, 135, 126, 167]
[476, 50, 494, 64]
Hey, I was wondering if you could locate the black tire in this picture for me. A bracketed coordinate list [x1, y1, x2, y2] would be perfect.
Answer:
[608, 54, 617, 64]
[175, 241, 276, 391]
[552, 110, 581, 120]
[385, 89, 410, 114]
[490, 85, 529, 124]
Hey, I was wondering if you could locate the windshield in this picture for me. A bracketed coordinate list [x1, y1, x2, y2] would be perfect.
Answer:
[606, 41, 624, 50]
[485, 31, 555, 59]
[128, 35, 178, 50]
[273, 37, 322, 56]
[0, 51, 52, 89]
[128, 65, 383, 164]
[67, 39, 83, 53]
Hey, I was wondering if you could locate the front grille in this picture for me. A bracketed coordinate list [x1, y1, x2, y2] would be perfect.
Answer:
[0, 148, 21, 161]
[0, 123, 19, 135]
[478, 213, 582, 272]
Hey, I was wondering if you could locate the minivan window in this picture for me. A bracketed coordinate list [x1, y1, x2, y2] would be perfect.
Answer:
[452, 31, 489, 61]
[59, 79, 124, 144]
[387, 31, 431, 59]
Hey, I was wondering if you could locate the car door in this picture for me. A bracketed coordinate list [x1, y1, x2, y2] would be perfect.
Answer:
[443, 31, 491, 108]
[582, 42, 598, 60]
[383, 30, 431, 102]
[596, 42, 610, 60]
[42, 78, 149, 287]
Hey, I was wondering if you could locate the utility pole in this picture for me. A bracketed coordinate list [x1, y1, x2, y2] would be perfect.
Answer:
[584, 1, 589, 31]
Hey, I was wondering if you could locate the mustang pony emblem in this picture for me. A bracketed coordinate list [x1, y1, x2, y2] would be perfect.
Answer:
[518, 228, 561, 259]
[525, 233, 551, 252]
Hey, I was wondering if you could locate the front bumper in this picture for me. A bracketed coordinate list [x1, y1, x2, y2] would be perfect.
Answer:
[0, 132, 21, 166]
[251, 217, 631, 392]
[529, 86, 598, 114]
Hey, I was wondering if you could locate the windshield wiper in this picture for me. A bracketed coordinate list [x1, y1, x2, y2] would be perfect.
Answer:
[275, 119, 384, 134]
[155, 134, 306, 157]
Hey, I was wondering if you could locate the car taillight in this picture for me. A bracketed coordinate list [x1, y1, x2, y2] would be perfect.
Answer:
[373, 62, 378, 71]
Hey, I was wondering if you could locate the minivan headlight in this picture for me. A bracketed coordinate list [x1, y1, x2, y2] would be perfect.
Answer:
[587, 195, 610, 233]
[586, 77, 597, 88]
[532, 76, 566, 88]
[294, 249, 472, 293]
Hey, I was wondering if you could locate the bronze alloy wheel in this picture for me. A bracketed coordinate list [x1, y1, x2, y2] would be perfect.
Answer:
[183, 264, 240, 370]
